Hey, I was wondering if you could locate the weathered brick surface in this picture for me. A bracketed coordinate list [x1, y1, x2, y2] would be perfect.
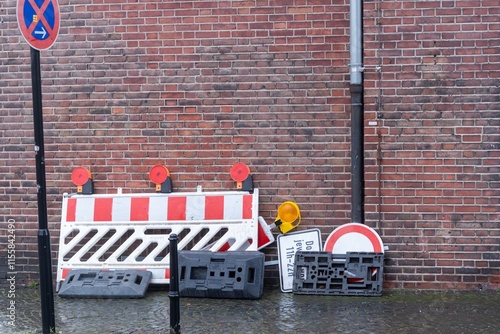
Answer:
[1, 0, 498, 290]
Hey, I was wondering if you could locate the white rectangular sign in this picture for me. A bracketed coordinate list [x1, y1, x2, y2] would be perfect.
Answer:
[277, 229, 322, 292]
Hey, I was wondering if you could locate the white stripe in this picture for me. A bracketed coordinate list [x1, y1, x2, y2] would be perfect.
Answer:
[224, 194, 243, 220]
[149, 196, 167, 221]
[186, 195, 205, 220]
[75, 197, 94, 222]
[145, 268, 168, 280]
[112, 197, 131, 221]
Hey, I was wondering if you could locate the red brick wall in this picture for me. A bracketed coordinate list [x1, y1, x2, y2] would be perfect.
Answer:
[363, 0, 500, 289]
[1, 0, 498, 290]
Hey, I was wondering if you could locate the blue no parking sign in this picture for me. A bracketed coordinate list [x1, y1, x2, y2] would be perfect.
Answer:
[17, 0, 60, 50]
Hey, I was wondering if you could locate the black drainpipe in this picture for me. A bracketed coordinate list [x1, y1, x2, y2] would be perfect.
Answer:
[349, 0, 365, 224]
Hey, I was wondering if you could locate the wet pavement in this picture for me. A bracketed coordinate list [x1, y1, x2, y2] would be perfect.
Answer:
[1, 286, 499, 334]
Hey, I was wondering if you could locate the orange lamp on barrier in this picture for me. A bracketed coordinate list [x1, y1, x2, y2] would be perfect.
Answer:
[230, 162, 253, 193]
[271, 201, 301, 234]
[71, 167, 93, 194]
[149, 165, 173, 193]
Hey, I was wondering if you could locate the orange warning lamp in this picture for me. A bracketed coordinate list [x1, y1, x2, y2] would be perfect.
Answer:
[149, 165, 173, 193]
[71, 167, 93, 194]
[273, 201, 301, 234]
[230, 163, 253, 193]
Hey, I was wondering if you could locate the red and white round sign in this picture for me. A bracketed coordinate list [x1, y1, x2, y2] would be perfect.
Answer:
[324, 223, 384, 254]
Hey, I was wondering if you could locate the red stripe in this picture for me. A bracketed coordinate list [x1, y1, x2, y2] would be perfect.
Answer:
[219, 241, 231, 252]
[257, 221, 271, 248]
[93, 198, 113, 221]
[66, 198, 77, 222]
[167, 197, 186, 220]
[205, 196, 224, 220]
[130, 197, 149, 221]
[242, 195, 253, 219]
[324, 224, 382, 253]
[62, 268, 71, 279]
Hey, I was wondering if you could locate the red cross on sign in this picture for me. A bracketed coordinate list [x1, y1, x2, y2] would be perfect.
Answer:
[17, 0, 60, 50]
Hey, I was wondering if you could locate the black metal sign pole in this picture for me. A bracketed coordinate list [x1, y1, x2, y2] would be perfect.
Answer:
[30, 46, 56, 334]
[169, 234, 181, 334]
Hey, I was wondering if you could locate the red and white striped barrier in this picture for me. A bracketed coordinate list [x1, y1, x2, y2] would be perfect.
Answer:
[56, 189, 269, 290]
[64, 192, 254, 223]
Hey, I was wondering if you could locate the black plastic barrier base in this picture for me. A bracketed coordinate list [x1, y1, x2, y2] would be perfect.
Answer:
[58, 269, 152, 299]
[293, 252, 384, 296]
[179, 251, 265, 299]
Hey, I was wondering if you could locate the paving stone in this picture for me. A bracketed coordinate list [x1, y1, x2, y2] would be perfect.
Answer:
[0, 287, 499, 333]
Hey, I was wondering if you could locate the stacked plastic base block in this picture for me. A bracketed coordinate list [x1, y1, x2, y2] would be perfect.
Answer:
[58, 269, 152, 298]
[178, 251, 265, 299]
[293, 251, 384, 296]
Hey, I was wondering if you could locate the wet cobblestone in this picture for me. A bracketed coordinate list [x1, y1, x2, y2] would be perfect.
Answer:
[1, 287, 499, 333]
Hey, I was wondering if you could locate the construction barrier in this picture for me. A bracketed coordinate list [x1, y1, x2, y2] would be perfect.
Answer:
[56, 188, 260, 291]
